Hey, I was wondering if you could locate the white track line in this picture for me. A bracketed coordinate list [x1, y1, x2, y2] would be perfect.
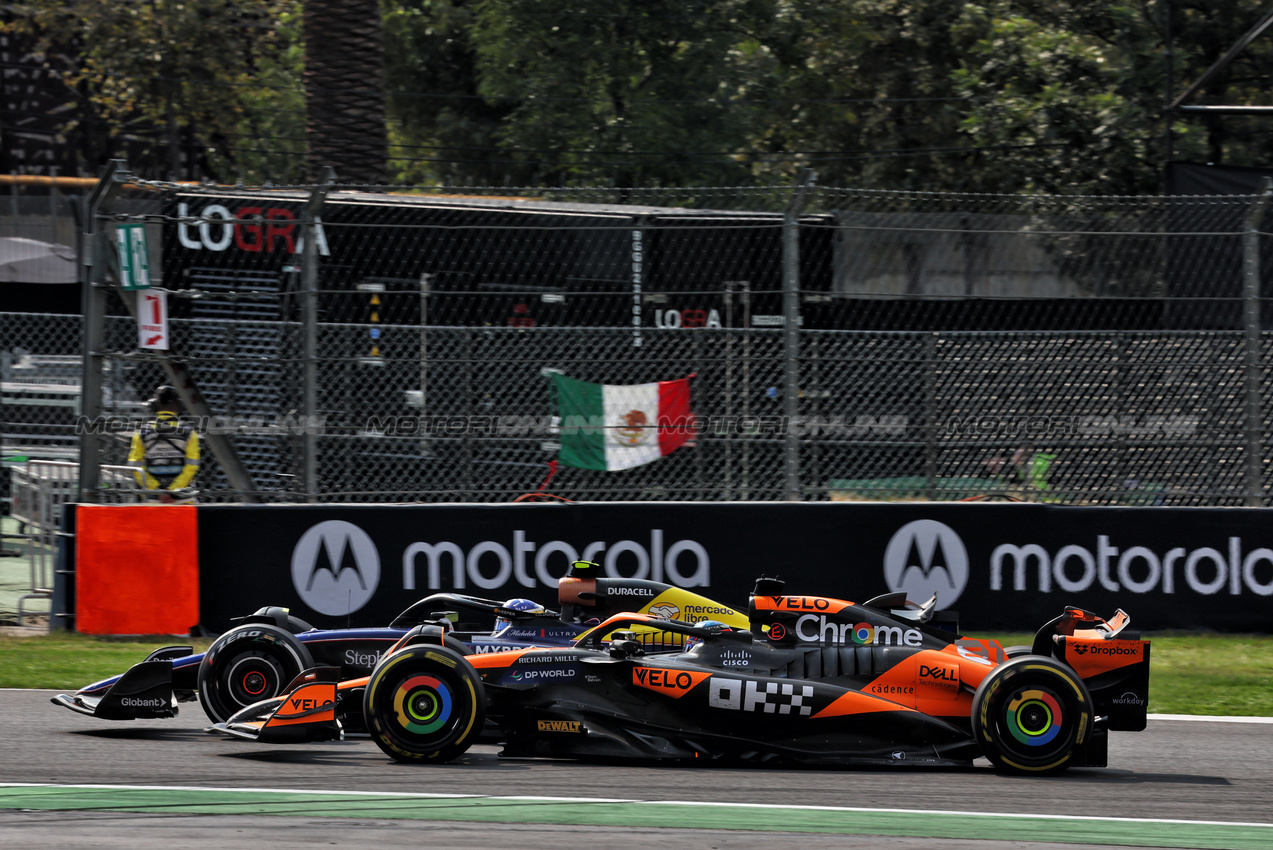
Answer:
[0, 783, 1270, 829]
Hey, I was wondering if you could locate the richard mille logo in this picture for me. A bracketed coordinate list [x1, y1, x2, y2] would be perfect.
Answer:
[291, 520, 381, 616]
[882, 519, 969, 608]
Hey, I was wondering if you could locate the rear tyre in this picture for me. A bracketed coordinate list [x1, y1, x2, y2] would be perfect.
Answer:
[197, 624, 313, 724]
[364, 644, 485, 764]
[971, 656, 1092, 776]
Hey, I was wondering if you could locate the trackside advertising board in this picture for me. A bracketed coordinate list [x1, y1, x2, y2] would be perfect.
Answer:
[194, 503, 1273, 634]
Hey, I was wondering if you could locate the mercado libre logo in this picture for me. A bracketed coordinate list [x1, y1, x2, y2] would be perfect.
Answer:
[882, 519, 969, 609]
[291, 520, 381, 615]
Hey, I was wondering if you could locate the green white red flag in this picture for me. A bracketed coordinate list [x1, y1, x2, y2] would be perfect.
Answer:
[551, 373, 695, 470]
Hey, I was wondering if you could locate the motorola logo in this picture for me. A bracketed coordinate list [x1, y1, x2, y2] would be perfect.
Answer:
[291, 520, 381, 616]
[882, 519, 969, 609]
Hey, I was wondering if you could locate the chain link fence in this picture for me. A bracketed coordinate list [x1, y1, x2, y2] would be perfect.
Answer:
[4, 173, 1273, 506]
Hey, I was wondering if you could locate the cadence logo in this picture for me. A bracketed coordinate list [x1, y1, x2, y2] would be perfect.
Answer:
[882, 519, 969, 608]
[291, 520, 381, 615]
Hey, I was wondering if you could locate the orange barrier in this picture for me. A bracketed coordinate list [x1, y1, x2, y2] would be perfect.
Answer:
[75, 505, 199, 635]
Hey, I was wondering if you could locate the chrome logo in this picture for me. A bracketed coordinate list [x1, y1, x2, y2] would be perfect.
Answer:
[851, 622, 874, 645]
[1007, 689, 1062, 746]
[393, 674, 453, 735]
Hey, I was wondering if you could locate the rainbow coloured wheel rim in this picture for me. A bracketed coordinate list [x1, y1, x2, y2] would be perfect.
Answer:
[1005, 687, 1064, 747]
[393, 674, 454, 735]
[364, 644, 486, 763]
[971, 657, 1092, 775]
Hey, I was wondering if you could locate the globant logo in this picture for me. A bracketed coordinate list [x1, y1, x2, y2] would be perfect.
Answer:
[403, 529, 709, 591]
[990, 535, 1273, 596]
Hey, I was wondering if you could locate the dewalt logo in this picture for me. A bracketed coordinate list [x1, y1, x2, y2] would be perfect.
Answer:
[537, 720, 583, 733]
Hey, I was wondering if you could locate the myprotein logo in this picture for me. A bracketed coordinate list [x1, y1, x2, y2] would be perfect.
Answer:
[291, 521, 381, 616]
[402, 529, 709, 590]
[883, 520, 969, 608]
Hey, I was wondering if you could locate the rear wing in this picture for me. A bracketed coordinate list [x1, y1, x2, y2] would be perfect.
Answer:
[1035, 606, 1149, 732]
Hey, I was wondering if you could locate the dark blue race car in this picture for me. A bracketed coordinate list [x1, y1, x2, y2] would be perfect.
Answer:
[51, 561, 745, 724]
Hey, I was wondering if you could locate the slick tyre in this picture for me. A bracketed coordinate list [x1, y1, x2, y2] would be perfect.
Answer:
[972, 656, 1093, 776]
[197, 624, 313, 724]
[364, 644, 485, 764]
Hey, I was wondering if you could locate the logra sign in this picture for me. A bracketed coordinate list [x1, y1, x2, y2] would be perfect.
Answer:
[175, 202, 330, 255]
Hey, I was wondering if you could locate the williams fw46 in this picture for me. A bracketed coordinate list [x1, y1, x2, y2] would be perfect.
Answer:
[51, 559, 744, 725]
[208, 576, 1150, 775]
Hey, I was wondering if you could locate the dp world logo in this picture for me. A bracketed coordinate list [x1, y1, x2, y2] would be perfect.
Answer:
[291, 520, 381, 616]
[882, 519, 969, 609]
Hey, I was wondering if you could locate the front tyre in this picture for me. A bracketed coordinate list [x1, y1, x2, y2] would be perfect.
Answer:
[197, 624, 313, 724]
[971, 656, 1093, 776]
[364, 644, 485, 764]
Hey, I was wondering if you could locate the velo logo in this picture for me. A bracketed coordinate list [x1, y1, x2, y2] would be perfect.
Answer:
[882, 519, 970, 609]
[291, 520, 381, 616]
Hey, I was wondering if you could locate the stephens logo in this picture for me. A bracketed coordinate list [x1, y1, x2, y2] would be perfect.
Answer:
[883, 519, 969, 609]
[344, 649, 383, 669]
[291, 521, 381, 616]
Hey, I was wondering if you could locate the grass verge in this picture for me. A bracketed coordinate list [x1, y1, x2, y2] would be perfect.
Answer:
[2, 631, 1270, 717]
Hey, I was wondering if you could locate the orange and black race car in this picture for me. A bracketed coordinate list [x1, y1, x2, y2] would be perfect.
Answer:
[207, 574, 1150, 775]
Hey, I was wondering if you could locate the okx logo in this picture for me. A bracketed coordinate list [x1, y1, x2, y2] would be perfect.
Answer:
[882, 519, 969, 609]
[291, 520, 381, 616]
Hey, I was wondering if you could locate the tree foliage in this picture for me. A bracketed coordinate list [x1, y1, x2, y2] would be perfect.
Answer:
[9, 0, 1273, 192]
[5, 0, 304, 181]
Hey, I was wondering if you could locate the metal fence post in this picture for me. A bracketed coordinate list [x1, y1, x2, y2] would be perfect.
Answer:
[783, 171, 815, 501]
[301, 169, 334, 501]
[76, 160, 127, 502]
[1243, 179, 1271, 506]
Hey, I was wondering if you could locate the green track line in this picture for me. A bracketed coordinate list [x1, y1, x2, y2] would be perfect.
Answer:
[1, 784, 1270, 849]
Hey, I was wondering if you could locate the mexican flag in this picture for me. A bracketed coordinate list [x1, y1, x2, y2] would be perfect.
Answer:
[551, 373, 696, 471]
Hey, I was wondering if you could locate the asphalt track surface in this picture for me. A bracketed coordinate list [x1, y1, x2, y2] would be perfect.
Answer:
[1, 689, 1270, 850]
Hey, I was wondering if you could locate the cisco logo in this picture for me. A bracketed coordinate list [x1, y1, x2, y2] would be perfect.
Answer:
[882, 519, 970, 608]
[291, 521, 381, 616]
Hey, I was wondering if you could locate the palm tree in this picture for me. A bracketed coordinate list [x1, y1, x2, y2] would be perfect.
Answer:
[301, 0, 388, 184]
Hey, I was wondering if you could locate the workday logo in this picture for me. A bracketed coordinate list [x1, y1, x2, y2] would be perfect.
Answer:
[291, 521, 381, 616]
[882, 519, 969, 609]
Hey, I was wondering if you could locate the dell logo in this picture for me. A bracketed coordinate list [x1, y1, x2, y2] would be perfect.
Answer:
[882, 519, 969, 609]
[291, 520, 381, 616]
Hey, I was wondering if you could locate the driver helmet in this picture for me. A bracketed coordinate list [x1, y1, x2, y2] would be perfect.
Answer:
[495, 598, 546, 632]
[683, 619, 729, 652]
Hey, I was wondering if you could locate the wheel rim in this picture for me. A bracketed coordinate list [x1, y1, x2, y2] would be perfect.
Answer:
[393, 674, 454, 735]
[1006, 688, 1063, 747]
[224, 652, 287, 709]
